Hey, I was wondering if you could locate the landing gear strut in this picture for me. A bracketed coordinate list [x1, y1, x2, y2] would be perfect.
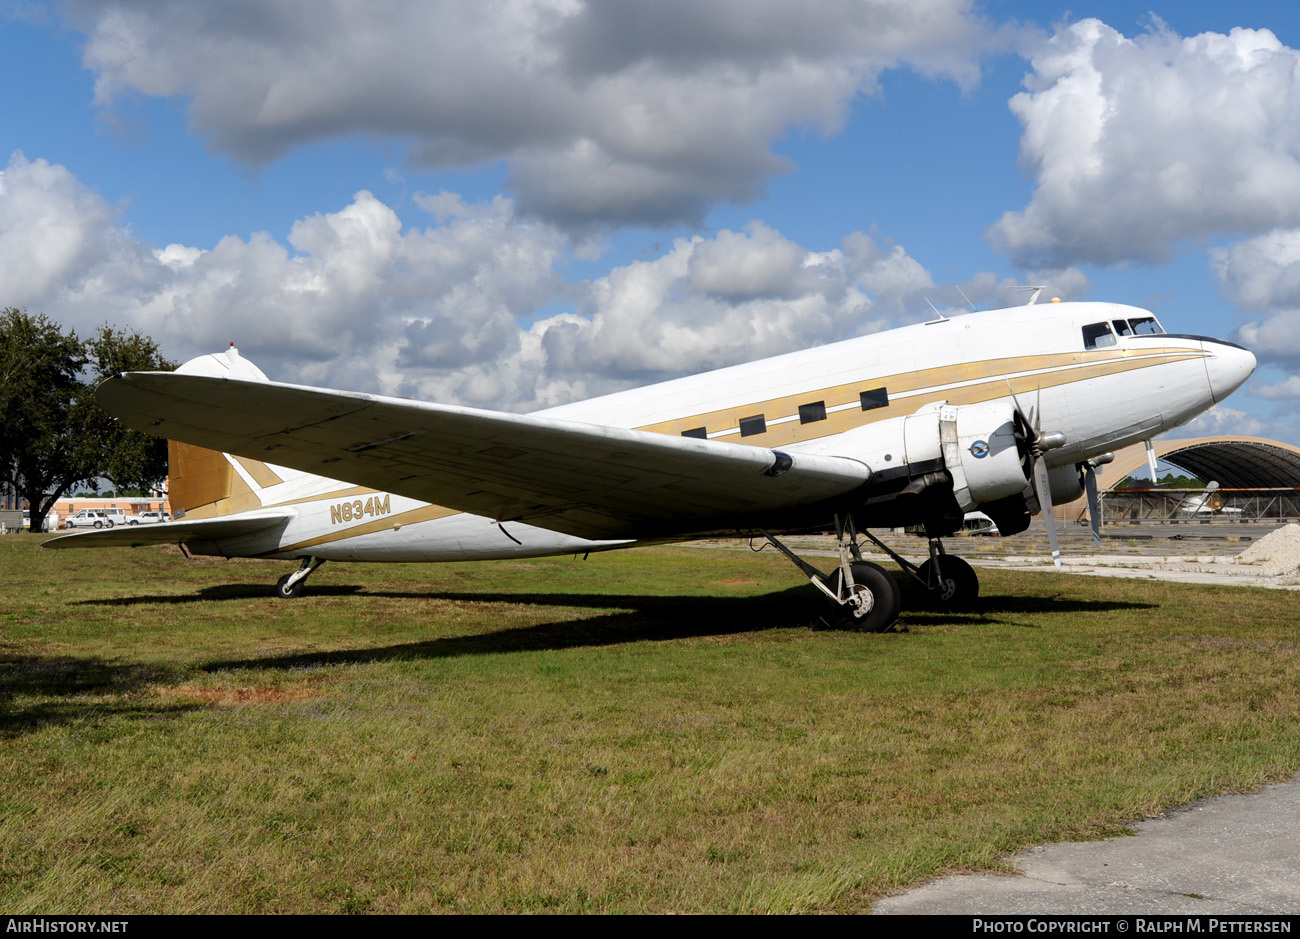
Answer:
[275, 557, 325, 599]
[761, 514, 901, 632]
[760, 513, 980, 631]
[875, 534, 980, 611]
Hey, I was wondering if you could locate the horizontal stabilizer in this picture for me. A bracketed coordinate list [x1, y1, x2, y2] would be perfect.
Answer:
[43, 511, 294, 549]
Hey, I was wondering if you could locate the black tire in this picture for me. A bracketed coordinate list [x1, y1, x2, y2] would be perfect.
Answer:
[820, 561, 901, 632]
[129, 520, 139, 526]
[917, 555, 979, 610]
[93, 520, 103, 529]
[275, 573, 305, 599]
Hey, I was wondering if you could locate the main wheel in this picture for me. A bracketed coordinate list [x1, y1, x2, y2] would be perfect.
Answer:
[275, 573, 305, 599]
[820, 561, 901, 632]
[917, 555, 979, 610]
[93, 520, 103, 529]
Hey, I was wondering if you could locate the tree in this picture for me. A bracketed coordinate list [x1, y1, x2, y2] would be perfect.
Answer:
[0, 309, 174, 533]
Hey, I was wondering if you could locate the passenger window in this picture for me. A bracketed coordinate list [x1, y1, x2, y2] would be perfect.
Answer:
[859, 387, 889, 411]
[681, 427, 707, 439]
[739, 415, 767, 437]
[1130, 317, 1162, 335]
[799, 402, 827, 424]
[1112, 319, 1132, 337]
[1082, 322, 1117, 349]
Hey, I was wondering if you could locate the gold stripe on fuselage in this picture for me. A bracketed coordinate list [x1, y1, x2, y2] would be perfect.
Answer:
[637, 347, 1203, 446]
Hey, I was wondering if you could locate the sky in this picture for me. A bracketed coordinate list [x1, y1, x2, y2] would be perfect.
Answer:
[5, 0, 1300, 447]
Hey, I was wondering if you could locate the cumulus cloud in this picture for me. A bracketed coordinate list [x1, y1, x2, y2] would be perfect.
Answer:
[1212, 229, 1300, 312]
[989, 19, 1300, 267]
[4, 151, 1009, 412]
[65, 0, 1000, 229]
[1254, 375, 1300, 402]
[1170, 404, 1269, 439]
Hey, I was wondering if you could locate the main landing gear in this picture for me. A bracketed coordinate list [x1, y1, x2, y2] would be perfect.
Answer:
[759, 514, 979, 632]
[275, 557, 326, 598]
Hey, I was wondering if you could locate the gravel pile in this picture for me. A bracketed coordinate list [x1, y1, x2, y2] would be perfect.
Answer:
[1238, 524, 1300, 577]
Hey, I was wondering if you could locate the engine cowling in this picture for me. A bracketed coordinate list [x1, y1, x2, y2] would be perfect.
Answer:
[1044, 463, 1085, 506]
[936, 401, 1030, 512]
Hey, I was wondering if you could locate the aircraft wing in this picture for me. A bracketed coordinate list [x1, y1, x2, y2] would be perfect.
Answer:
[97, 372, 872, 540]
[44, 511, 295, 549]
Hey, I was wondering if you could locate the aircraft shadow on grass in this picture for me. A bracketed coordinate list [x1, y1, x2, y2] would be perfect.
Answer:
[195, 589, 1155, 673]
[0, 654, 199, 739]
[4, 588, 1155, 736]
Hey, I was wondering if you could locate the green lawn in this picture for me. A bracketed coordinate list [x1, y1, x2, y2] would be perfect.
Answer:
[2, 537, 1298, 913]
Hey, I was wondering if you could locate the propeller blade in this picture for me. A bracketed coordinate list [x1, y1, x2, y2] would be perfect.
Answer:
[1084, 462, 1102, 549]
[1033, 457, 1061, 570]
[1004, 380, 1033, 430]
[1007, 378, 1064, 569]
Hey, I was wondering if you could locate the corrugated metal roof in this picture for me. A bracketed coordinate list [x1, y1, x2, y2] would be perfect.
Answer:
[1159, 441, 1300, 489]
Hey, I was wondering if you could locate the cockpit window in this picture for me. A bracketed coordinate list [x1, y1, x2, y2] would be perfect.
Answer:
[1082, 322, 1117, 349]
[1112, 319, 1132, 337]
[1129, 317, 1163, 335]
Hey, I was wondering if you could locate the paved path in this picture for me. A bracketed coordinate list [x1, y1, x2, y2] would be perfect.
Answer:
[872, 775, 1300, 915]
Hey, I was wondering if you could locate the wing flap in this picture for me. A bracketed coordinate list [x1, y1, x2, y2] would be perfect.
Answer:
[44, 511, 294, 549]
[98, 372, 871, 540]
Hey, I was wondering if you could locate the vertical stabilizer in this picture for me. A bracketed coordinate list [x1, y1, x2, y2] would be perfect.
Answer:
[168, 442, 284, 519]
[167, 345, 281, 519]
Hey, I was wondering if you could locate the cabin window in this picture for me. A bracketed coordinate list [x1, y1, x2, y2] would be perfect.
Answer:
[739, 415, 767, 437]
[799, 401, 827, 424]
[681, 427, 707, 439]
[1112, 319, 1132, 337]
[1130, 317, 1163, 335]
[859, 387, 889, 411]
[1082, 322, 1116, 349]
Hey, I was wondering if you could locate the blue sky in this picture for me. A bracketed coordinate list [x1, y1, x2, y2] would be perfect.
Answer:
[4, 1, 1300, 444]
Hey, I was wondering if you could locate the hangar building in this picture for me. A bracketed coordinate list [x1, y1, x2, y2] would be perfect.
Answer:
[1063, 435, 1300, 525]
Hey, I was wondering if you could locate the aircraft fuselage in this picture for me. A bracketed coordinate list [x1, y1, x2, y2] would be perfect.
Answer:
[159, 301, 1253, 563]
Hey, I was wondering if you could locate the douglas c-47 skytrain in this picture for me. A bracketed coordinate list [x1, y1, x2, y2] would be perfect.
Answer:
[48, 300, 1256, 632]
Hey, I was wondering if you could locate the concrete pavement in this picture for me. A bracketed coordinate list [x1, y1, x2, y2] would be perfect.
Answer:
[872, 774, 1300, 915]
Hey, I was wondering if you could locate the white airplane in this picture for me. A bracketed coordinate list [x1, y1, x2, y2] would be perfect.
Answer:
[47, 300, 1256, 632]
[1175, 481, 1244, 516]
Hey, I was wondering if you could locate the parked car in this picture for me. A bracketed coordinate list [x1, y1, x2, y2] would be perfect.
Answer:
[135, 511, 170, 525]
[65, 509, 114, 529]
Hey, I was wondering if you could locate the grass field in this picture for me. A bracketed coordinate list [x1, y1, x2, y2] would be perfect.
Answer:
[2, 536, 1299, 914]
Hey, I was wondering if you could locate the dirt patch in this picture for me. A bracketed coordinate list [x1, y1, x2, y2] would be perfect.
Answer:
[156, 685, 325, 706]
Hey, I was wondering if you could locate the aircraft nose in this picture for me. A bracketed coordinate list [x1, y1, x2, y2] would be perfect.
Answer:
[1203, 339, 1256, 404]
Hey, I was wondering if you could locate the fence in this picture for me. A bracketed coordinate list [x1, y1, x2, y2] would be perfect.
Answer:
[1077, 488, 1300, 525]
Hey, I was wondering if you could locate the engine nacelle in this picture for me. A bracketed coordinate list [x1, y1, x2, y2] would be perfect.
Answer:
[1044, 463, 1084, 506]
[935, 400, 1030, 512]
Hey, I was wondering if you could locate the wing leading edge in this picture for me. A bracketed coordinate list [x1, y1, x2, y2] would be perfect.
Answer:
[97, 371, 872, 541]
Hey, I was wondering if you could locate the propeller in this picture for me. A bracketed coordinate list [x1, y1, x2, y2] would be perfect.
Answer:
[1079, 453, 1114, 549]
[1007, 383, 1067, 569]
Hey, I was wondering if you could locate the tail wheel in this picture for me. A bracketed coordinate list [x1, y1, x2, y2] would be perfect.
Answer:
[821, 561, 901, 632]
[275, 573, 305, 599]
[917, 556, 979, 610]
